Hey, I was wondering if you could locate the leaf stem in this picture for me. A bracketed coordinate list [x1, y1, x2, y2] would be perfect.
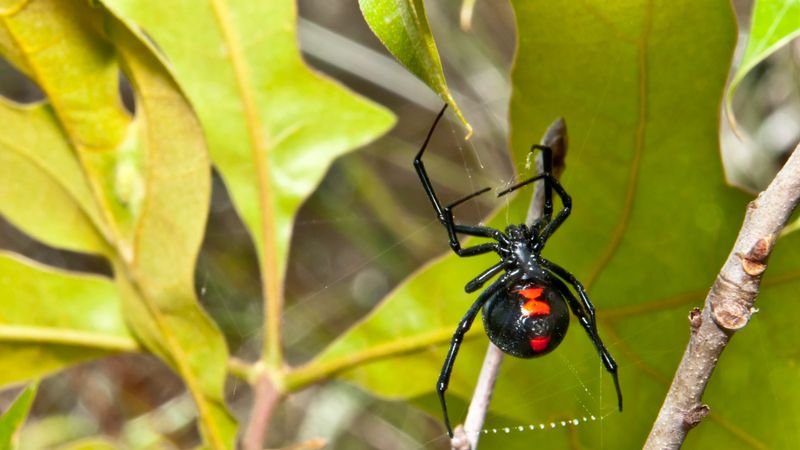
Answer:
[227, 357, 258, 383]
[0, 326, 139, 352]
[208, 0, 284, 370]
[644, 143, 800, 449]
[284, 327, 479, 392]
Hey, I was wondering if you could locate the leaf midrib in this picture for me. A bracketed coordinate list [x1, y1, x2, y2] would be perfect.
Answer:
[582, 0, 653, 291]
[208, 0, 284, 369]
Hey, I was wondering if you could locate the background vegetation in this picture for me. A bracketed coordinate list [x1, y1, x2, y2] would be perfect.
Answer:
[0, 0, 799, 449]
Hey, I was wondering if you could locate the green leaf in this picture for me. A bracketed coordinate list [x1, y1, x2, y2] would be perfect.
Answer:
[0, 2, 235, 447]
[725, 0, 800, 128]
[0, 0, 130, 151]
[98, 0, 395, 368]
[0, 0, 141, 250]
[358, 0, 472, 135]
[107, 20, 236, 450]
[0, 382, 37, 450]
[300, 1, 800, 447]
[0, 101, 108, 255]
[0, 253, 134, 386]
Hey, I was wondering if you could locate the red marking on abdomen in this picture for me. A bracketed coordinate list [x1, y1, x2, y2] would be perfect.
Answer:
[518, 287, 544, 300]
[518, 288, 550, 316]
[530, 336, 551, 352]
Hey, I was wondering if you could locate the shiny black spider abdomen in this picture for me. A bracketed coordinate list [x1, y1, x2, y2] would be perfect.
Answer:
[482, 283, 569, 358]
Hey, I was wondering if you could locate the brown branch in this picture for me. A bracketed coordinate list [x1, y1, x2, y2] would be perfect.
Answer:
[645, 144, 800, 449]
[243, 371, 283, 450]
[451, 118, 568, 449]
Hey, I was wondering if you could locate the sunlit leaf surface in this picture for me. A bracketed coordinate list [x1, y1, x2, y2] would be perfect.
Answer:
[303, 1, 800, 448]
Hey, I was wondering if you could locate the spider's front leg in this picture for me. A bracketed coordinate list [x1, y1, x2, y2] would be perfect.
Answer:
[414, 106, 507, 258]
[436, 271, 517, 437]
[497, 172, 572, 248]
[531, 144, 554, 222]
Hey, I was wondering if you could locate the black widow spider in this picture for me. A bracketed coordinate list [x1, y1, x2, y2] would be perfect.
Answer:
[413, 106, 622, 437]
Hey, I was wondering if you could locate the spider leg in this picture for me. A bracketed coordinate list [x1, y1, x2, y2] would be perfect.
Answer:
[441, 191, 508, 257]
[464, 260, 509, 293]
[498, 173, 572, 247]
[414, 105, 449, 220]
[414, 106, 507, 257]
[537, 176, 571, 244]
[437, 271, 516, 437]
[541, 260, 622, 411]
[531, 144, 554, 222]
[452, 224, 508, 243]
[540, 259, 596, 327]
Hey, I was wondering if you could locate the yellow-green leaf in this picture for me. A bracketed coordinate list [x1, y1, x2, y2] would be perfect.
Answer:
[107, 19, 236, 449]
[0, 253, 135, 387]
[0, 0, 138, 252]
[0, 2, 236, 447]
[98, 0, 395, 368]
[0, 382, 37, 450]
[0, 0, 130, 150]
[0, 100, 108, 254]
[726, 0, 800, 129]
[358, 0, 471, 135]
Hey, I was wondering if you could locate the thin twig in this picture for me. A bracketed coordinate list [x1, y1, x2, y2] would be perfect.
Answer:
[451, 118, 568, 449]
[645, 144, 800, 449]
[244, 371, 283, 450]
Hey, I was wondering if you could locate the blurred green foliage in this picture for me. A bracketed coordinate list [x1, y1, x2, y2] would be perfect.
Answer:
[0, 383, 37, 449]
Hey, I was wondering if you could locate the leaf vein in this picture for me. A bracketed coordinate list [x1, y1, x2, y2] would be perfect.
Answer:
[583, 0, 652, 290]
[208, 0, 284, 368]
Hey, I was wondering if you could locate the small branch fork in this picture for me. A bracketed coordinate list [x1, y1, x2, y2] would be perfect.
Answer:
[645, 143, 800, 449]
[451, 118, 568, 450]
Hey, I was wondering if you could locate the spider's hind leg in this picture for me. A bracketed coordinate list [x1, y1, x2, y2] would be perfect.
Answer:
[437, 273, 512, 437]
[542, 261, 623, 412]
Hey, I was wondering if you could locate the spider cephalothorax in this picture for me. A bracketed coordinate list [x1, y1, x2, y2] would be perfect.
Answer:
[414, 106, 622, 437]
